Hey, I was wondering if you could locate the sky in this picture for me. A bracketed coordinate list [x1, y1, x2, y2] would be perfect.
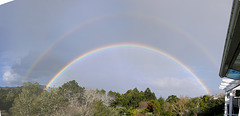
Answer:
[0, 0, 233, 98]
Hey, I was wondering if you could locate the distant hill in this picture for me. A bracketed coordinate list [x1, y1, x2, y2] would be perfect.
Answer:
[0, 86, 17, 88]
[39, 85, 46, 89]
[0, 85, 46, 89]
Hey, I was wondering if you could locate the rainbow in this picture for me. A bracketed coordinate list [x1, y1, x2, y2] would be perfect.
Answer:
[24, 13, 218, 81]
[23, 14, 117, 81]
[43, 43, 211, 95]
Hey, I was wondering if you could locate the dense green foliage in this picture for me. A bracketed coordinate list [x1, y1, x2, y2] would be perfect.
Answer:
[0, 80, 225, 116]
[0, 87, 21, 115]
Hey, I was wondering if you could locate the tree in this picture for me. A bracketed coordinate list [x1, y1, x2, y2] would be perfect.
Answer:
[123, 88, 143, 108]
[172, 96, 189, 116]
[146, 102, 154, 113]
[6, 80, 226, 116]
[10, 82, 42, 116]
[199, 95, 211, 112]
[164, 95, 180, 116]
[0, 87, 21, 114]
[139, 91, 146, 101]
[97, 89, 106, 95]
[108, 91, 123, 107]
[52, 97, 92, 116]
[144, 88, 156, 100]
[199, 94, 224, 115]
[166, 95, 179, 104]
[53, 89, 115, 116]
[210, 95, 224, 115]
[92, 100, 118, 116]
[152, 100, 161, 115]
[158, 97, 165, 115]
[187, 97, 200, 116]
[115, 107, 128, 115]
[107, 90, 115, 97]
[162, 102, 176, 116]
[59, 80, 85, 100]
[38, 87, 68, 115]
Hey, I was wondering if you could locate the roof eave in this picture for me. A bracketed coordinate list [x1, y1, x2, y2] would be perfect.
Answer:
[219, 0, 240, 78]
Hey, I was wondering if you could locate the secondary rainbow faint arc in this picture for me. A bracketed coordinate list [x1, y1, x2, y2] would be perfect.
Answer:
[43, 43, 211, 95]
[23, 14, 116, 81]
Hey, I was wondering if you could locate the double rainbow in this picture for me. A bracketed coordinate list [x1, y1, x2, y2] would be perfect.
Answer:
[43, 43, 211, 95]
[24, 13, 218, 82]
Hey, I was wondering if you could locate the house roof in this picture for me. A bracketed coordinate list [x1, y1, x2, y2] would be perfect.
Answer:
[219, 0, 240, 80]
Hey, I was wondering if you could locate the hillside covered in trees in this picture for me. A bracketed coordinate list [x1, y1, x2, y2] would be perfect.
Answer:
[0, 80, 224, 116]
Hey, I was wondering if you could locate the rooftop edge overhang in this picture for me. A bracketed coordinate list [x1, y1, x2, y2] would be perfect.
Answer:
[219, 0, 240, 78]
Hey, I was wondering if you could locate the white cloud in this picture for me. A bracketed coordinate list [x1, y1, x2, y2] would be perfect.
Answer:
[153, 77, 196, 88]
[150, 76, 206, 98]
[2, 66, 21, 85]
[0, 0, 14, 6]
